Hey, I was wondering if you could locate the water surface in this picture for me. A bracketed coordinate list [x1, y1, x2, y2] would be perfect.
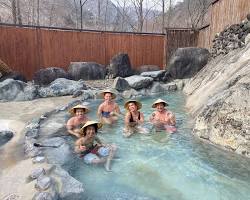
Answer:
[66, 92, 250, 200]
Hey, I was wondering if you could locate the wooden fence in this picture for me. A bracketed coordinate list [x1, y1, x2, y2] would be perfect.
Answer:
[0, 24, 165, 80]
[165, 29, 198, 64]
[197, 0, 250, 49]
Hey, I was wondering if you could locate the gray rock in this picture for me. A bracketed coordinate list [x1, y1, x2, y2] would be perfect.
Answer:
[68, 62, 106, 80]
[125, 75, 153, 90]
[0, 71, 27, 82]
[161, 82, 177, 91]
[147, 82, 166, 94]
[112, 77, 130, 91]
[24, 138, 43, 158]
[38, 78, 87, 98]
[165, 47, 210, 80]
[33, 67, 69, 86]
[109, 53, 133, 78]
[122, 88, 139, 99]
[35, 176, 52, 191]
[30, 168, 46, 179]
[0, 79, 38, 102]
[32, 192, 54, 200]
[33, 156, 46, 164]
[141, 70, 165, 81]
[51, 166, 84, 200]
[245, 34, 250, 45]
[184, 40, 250, 157]
[0, 130, 13, 146]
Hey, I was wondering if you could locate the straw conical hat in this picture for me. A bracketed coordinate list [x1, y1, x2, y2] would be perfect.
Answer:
[124, 100, 142, 110]
[152, 99, 169, 108]
[80, 120, 103, 134]
[99, 89, 117, 99]
[69, 104, 90, 115]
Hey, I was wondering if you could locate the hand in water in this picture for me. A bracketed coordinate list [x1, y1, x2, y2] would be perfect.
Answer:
[79, 145, 87, 151]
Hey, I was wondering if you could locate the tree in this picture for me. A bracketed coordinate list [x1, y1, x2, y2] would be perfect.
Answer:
[186, 0, 210, 29]
[79, 0, 89, 29]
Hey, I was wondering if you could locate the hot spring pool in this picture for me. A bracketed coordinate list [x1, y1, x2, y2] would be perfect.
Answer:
[64, 92, 250, 200]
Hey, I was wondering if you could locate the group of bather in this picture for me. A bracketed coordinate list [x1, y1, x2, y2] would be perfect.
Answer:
[66, 89, 177, 171]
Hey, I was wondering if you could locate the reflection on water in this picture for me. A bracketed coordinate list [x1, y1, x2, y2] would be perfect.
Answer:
[60, 92, 250, 200]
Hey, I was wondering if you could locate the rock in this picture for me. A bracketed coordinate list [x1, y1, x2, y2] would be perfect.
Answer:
[140, 70, 165, 81]
[161, 82, 178, 91]
[166, 47, 210, 79]
[122, 88, 139, 99]
[112, 77, 130, 91]
[125, 75, 153, 90]
[42, 138, 72, 165]
[30, 168, 46, 179]
[68, 62, 106, 80]
[147, 82, 166, 94]
[184, 41, 250, 157]
[32, 192, 54, 200]
[0, 130, 14, 146]
[33, 156, 46, 164]
[0, 71, 27, 82]
[24, 138, 43, 158]
[38, 78, 87, 98]
[0, 79, 38, 102]
[51, 166, 84, 200]
[35, 176, 52, 191]
[138, 65, 160, 73]
[109, 53, 133, 78]
[33, 67, 69, 86]
[245, 33, 250, 45]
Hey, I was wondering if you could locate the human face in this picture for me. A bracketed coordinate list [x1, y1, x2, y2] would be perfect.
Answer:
[85, 125, 96, 138]
[128, 102, 137, 112]
[156, 103, 165, 112]
[104, 92, 112, 102]
[75, 108, 84, 117]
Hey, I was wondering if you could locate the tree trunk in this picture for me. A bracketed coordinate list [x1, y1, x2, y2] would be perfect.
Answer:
[37, 0, 40, 26]
[74, 0, 78, 28]
[11, 0, 17, 24]
[162, 0, 165, 33]
[16, 0, 22, 25]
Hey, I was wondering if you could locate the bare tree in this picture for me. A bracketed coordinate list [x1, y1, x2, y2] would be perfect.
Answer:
[79, 0, 88, 29]
[11, 0, 17, 24]
[16, 0, 22, 24]
[37, 0, 40, 25]
[130, 0, 158, 32]
[186, 0, 210, 29]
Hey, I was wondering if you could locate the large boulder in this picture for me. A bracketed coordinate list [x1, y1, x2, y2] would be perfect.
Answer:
[164, 47, 210, 81]
[0, 130, 14, 146]
[33, 67, 68, 86]
[125, 75, 153, 90]
[0, 71, 27, 82]
[184, 41, 250, 157]
[109, 53, 133, 78]
[112, 77, 130, 91]
[68, 62, 106, 80]
[0, 79, 38, 101]
[141, 70, 165, 81]
[38, 78, 87, 98]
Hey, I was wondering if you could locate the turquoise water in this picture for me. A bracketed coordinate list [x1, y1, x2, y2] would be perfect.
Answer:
[68, 92, 250, 200]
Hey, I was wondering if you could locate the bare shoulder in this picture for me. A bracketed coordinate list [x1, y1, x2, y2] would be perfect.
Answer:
[67, 116, 76, 125]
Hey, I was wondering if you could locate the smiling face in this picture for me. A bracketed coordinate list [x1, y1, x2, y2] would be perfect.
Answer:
[75, 108, 85, 118]
[128, 102, 137, 112]
[84, 125, 97, 138]
[156, 103, 166, 112]
[104, 92, 112, 102]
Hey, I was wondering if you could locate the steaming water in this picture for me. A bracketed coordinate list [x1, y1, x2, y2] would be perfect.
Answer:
[66, 92, 250, 200]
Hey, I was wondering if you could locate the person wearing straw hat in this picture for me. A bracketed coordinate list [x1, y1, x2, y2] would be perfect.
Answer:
[150, 99, 177, 133]
[75, 121, 117, 171]
[97, 89, 121, 124]
[66, 104, 90, 138]
[123, 100, 148, 137]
